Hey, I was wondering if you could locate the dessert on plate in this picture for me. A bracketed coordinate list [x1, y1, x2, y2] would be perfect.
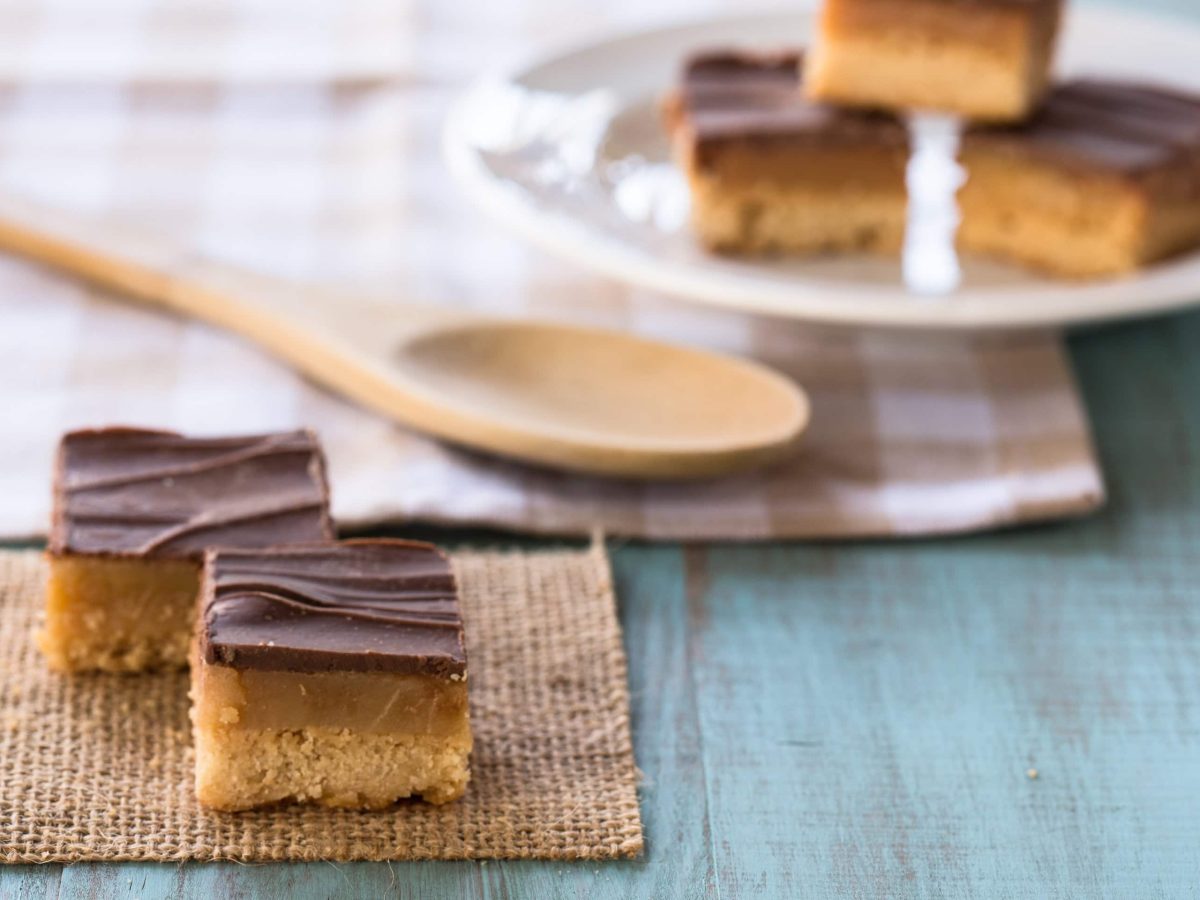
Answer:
[664, 50, 909, 256]
[666, 19, 1200, 279]
[806, 0, 1064, 122]
[959, 79, 1200, 277]
[190, 540, 472, 810]
[40, 427, 333, 673]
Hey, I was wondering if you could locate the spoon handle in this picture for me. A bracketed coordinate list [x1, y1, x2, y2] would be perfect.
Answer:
[0, 193, 480, 423]
[0, 194, 462, 338]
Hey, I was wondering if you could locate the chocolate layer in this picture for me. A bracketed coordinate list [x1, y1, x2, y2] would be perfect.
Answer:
[50, 428, 333, 558]
[677, 54, 1200, 183]
[200, 540, 466, 677]
[670, 50, 906, 150]
[966, 79, 1200, 177]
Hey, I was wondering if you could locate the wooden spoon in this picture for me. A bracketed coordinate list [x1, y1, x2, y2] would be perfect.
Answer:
[0, 196, 809, 479]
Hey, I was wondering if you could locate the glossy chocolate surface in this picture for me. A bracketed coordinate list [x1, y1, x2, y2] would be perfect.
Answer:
[200, 540, 467, 677]
[672, 50, 906, 146]
[967, 79, 1200, 175]
[50, 428, 333, 558]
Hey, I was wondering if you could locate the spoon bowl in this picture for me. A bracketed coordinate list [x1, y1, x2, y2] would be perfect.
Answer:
[394, 320, 809, 477]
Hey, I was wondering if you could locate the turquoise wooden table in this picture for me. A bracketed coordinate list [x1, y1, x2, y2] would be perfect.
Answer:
[6, 1, 1200, 894]
[4, 315, 1199, 898]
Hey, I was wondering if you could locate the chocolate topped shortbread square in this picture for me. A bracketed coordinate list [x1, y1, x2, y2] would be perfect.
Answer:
[191, 540, 472, 810]
[665, 51, 908, 256]
[959, 79, 1200, 276]
[200, 541, 465, 675]
[51, 427, 332, 558]
[39, 427, 333, 673]
[806, 0, 1064, 122]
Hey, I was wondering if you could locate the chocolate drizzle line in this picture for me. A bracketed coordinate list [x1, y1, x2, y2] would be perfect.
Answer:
[212, 574, 462, 630]
[134, 494, 330, 555]
[65, 433, 311, 491]
[200, 540, 467, 677]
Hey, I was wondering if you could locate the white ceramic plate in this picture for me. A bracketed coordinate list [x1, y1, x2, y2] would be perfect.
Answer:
[444, 5, 1200, 331]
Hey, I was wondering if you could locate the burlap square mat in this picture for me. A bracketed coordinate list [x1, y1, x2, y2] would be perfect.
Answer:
[0, 547, 643, 862]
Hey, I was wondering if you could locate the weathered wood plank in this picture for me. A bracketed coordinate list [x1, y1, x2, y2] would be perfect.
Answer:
[45, 859, 486, 899]
[491, 544, 715, 900]
[0, 866, 60, 900]
[669, 310, 1200, 899]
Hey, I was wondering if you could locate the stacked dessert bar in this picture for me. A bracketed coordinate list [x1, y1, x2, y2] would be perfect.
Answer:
[41, 427, 472, 811]
[665, 0, 1200, 279]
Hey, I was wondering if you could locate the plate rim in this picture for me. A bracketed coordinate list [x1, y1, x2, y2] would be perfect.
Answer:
[443, 5, 1200, 333]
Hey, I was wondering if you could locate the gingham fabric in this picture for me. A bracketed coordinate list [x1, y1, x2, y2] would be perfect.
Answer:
[0, 0, 1104, 540]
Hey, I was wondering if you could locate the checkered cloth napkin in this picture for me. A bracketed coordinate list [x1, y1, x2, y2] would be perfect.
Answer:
[0, 0, 1104, 541]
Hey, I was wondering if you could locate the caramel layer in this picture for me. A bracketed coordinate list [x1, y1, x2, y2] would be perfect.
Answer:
[193, 660, 470, 738]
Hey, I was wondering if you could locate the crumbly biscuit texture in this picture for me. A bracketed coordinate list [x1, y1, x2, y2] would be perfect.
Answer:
[39, 555, 198, 673]
[193, 725, 472, 810]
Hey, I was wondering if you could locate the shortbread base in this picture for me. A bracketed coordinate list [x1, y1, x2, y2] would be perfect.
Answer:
[683, 145, 907, 255]
[193, 725, 472, 810]
[807, 0, 1060, 121]
[191, 655, 472, 810]
[39, 554, 198, 673]
[958, 149, 1200, 278]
